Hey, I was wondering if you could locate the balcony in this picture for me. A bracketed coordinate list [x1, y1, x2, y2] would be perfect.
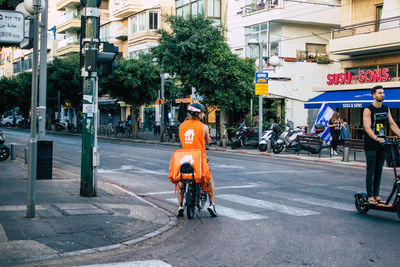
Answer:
[330, 16, 400, 56]
[56, 0, 81, 11]
[112, 1, 141, 19]
[56, 38, 80, 57]
[57, 13, 81, 34]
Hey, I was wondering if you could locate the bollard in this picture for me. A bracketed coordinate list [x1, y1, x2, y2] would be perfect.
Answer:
[172, 133, 176, 143]
[10, 143, 16, 160]
[222, 138, 226, 148]
[267, 140, 272, 152]
[25, 147, 29, 164]
[343, 146, 350, 162]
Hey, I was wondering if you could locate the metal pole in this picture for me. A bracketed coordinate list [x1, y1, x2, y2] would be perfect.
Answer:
[258, 42, 263, 140]
[38, 0, 48, 140]
[27, 0, 41, 218]
[80, 0, 99, 197]
[160, 73, 165, 141]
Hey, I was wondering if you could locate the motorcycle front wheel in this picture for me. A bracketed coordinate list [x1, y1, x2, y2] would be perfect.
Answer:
[230, 139, 240, 149]
[273, 143, 284, 154]
[259, 143, 267, 152]
[0, 146, 10, 161]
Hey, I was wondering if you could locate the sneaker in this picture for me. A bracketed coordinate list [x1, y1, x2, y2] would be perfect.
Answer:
[207, 204, 217, 217]
[333, 150, 338, 156]
[178, 206, 184, 217]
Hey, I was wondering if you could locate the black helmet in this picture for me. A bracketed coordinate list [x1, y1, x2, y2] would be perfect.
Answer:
[187, 102, 205, 113]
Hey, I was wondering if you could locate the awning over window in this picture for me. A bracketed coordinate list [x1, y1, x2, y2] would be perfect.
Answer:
[304, 88, 400, 109]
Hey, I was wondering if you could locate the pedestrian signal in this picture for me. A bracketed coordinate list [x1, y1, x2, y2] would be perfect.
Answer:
[156, 99, 164, 105]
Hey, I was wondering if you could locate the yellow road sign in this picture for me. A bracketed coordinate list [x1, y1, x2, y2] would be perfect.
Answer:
[255, 84, 268, 95]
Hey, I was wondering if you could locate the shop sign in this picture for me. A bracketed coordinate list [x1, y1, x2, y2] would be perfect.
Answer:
[327, 68, 389, 86]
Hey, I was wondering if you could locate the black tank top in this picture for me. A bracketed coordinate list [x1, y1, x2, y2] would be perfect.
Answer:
[364, 104, 388, 151]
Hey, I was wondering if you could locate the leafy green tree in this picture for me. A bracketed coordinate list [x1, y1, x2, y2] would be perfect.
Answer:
[47, 54, 82, 110]
[99, 54, 160, 130]
[0, 72, 31, 117]
[0, 0, 22, 10]
[152, 15, 255, 113]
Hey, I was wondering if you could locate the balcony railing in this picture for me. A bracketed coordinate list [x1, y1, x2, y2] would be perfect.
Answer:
[58, 38, 79, 49]
[241, 0, 282, 15]
[57, 12, 80, 26]
[331, 16, 400, 40]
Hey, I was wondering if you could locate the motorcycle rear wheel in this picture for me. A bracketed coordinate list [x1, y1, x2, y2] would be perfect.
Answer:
[230, 140, 240, 149]
[259, 143, 267, 152]
[273, 143, 284, 154]
[0, 146, 10, 161]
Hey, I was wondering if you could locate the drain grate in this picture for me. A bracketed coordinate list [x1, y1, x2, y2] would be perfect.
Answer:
[53, 203, 114, 216]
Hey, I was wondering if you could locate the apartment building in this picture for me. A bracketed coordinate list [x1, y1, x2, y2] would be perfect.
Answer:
[227, 0, 341, 128]
[306, 0, 400, 138]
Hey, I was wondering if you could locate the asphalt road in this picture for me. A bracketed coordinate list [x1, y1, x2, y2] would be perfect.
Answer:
[4, 129, 400, 266]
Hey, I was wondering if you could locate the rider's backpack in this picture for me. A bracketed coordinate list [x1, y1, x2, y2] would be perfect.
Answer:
[168, 149, 203, 184]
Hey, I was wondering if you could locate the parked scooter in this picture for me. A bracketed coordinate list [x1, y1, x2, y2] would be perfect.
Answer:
[231, 122, 259, 149]
[273, 121, 305, 154]
[0, 128, 10, 161]
[259, 123, 281, 152]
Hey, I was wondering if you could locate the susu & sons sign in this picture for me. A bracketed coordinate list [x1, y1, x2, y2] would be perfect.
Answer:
[327, 68, 390, 85]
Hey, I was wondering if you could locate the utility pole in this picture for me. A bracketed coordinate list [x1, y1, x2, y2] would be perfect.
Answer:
[38, 0, 48, 140]
[26, 0, 41, 218]
[160, 73, 165, 139]
[80, 0, 100, 197]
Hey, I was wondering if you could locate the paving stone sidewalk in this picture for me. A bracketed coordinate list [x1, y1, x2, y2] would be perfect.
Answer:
[0, 159, 176, 266]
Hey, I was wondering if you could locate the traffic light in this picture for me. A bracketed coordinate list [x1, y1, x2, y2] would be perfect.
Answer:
[98, 42, 118, 76]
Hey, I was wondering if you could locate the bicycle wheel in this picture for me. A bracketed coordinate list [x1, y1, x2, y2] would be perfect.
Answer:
[197, 187, 207, 210]
[186, 184, 196, 219]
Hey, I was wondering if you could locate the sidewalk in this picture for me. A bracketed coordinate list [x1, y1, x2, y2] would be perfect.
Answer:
[0, 158, 177, 265]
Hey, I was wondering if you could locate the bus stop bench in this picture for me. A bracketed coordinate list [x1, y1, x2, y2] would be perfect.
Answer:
[342, 139, 364, 162]
[297, 135, 331, 158]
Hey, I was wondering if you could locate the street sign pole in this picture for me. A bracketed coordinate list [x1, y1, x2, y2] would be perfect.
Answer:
[258, 42, 263, 140]
[38, 0, 48, 140]
[26, 0, 41, 218]
[80, 0, 100, 197]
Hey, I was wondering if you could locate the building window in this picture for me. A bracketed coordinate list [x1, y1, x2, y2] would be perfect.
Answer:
[129, 16, 137, 34]
[149, 12, 159, 30]
[245, 22, 281, 58]
[379, 64, 398, 78]
[100, 23, 111, 42]
[376, 4, 383, 31]
[305, 43, 327, 61]
[177, 0, 219, 18]
[207, 0, 220, 18]
[0, 53, 4, 65]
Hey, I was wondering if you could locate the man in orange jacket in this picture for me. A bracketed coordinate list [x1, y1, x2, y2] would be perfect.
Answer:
[177, 102, 217, 217]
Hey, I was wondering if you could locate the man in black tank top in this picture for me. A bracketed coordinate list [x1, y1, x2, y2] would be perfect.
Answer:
[363, 86, 400, 204]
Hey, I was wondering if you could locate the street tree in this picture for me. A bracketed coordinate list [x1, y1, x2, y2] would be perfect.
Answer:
[0, 0, 22, 10]
[99, 54, 160, 131]
[152, 15, 255, 114]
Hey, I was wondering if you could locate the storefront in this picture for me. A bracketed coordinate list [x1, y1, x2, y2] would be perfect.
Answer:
[305, 68, 400, 139]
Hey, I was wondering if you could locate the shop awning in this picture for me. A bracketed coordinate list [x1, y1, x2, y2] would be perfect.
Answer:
[304, 88, 400, 109]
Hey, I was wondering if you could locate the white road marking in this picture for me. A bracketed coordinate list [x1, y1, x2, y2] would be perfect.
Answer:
[0, 205, 45, 211]
[166, 199, 267, 220]
[75, 260, 172, 267]
[337, 185, 391, 193]
[98, 169, 119, 174]
[244, 170, 326, 175]
[212, 164, 245, 169]
[259, 191, 354, 211]
[217, 194, 320, 216]
[98, 166, 168, 176]
[142, 184, 259, 196]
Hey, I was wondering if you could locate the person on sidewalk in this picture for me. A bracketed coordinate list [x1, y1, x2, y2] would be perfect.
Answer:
[177, 102, 217, 217]
[363, 85, 400, 204]
[328, 111, 342, 155]
[107, 113, 114, 134]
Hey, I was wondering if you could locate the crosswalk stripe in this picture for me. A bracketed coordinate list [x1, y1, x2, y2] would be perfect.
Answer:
[166, 199, 267, 220]
[217, 194, 320, 216]
[142, 184, 259, 196]
[259, 191, 354, 211]
[244, 170, 326, 175]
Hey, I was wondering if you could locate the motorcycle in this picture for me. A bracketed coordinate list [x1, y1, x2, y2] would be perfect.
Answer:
[259, 123, 281, 152]
[0, 128, 10, 161]
[230, 122, 259, 149]
[273, 121, 305, 154]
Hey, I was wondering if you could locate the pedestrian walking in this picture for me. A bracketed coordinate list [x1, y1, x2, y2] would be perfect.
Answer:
[107, 113, 114, 134]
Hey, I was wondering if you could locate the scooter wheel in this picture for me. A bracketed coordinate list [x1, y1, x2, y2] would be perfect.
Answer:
[259, 144, 267, 152]
[354, 193, 369, 214]
[230, 140, 240, 149]
[273, 143, 284, 154]
[0, 146, 10, 161]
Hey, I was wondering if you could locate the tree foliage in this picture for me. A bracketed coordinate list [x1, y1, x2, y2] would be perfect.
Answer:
[152, 15, 255, 112]
[0, 0, 22, 10]
[0, 71, 31, 116]
[99, 54, 160, 108]
[47, 54, 82, 110]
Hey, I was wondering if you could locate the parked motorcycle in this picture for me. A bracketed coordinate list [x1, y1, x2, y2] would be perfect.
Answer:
[0, 128, 10, 161]
[230, 122, 259, 149]
[259, 123, 281, 152]
[273, 121, 305, 154]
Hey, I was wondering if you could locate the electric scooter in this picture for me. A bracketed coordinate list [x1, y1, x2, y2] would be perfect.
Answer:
[0, 128, 10, 161]
[354, 139, 400, 218]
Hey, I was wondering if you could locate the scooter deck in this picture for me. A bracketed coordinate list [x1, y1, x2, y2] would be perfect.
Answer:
[363, 202, 393, 207]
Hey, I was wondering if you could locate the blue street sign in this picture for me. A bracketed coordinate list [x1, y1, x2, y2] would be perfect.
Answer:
[255, 72, 268, 84]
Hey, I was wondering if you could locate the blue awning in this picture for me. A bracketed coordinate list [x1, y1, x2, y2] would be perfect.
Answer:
[305, 88, 400, 109]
